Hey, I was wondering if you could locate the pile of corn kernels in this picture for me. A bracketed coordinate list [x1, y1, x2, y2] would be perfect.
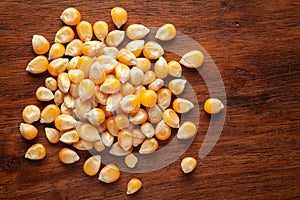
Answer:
[20, 7, 224, 195]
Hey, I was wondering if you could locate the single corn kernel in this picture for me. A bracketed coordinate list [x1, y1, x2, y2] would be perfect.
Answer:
[45, 77, 57, 91]
[48, 43, 65, 60]
[57, 72, 71, 93]
[60, 102, 73, 115]
[142, 71, 156, 85]
[139, 138, 158, 154]
[181, 157, 197, 173]
[26, 55, 48, 74]
[126, 24, 150, 40]
[22, 105, 40, 123]
[106, 30, 125, 47]
[147, 104, 163, 123]
[81, 40, 106, 57]
[141, 122, 155, 138]
[67, 56, 80, 71]
[155, 120, 171, 140]
[106, 93, 123, 112]
[168, 79, 187, 95]
[163, 109, 180, 128]
[129, 67, 144, 86]
[132, 129, 145, 147]
[94, 86, 108, 105]
[110, 142, 132, 155]
[118, 130, 133, 151]
[154, 56, 168, 79]
[103, 47, 119, 59]
[60, 7, 81, 26]
[74, 97, 93, 120]
[45, 127, 60, 143]
[127, 178, 142, 195]
[180, 50, 204, 68]
[177, 121, 197, 139]
[120, 94, 141, 114]
[73, 140, 94, 150]
[94, 139, 106, 152]
[125, 154, 138, 168]
[140, 90, 157, 108]
[77, 21, 93, 42]
[55, 26, 75, 43]
[111, 7, 127, 28]
[86, 108, 105, 126]
[25, 143, 46, 160]
[101, 131, 114, 147]
[133, 85, 146, 98]
[106, 117, 120, 137]
[143, 41, 164, 60]
[48, 58, 69, 76]
[32, 35, 50, 55]
[115, 114, 130, 130]
[59, 148, 80, 164]
[157, 88, 172, 110]
[60, 129, 80, 144]
[98, 163, 120, 183]
[155, 23, 176, 41]
[36, 86, 54, 101]
[168, 61, 182, 77]
[100, 77, 120, 94]
[130, 108, 148, 125]
[70, 83, 80, 98]
[115, 63, 130, 83]
[89, 62, 106, 84]
[68, 69, 85, 84]
[78, 79, 95, 102]
[54, 114, 76, 131]
[76, 123, 100, 142]
[63, 93, 75, 109]
[96, 55, 118, 74]
[93, 21, 108, 42]
[65, 39, 83, 57]
[126, 40, 145, 57]
[20, 123, 38, 140]
[118, 48, 137, 66]
[54, 89, 65, 105]
[173, 98, 194, 114]
[83, 155, 101, 176]
[40, 104, 60, 123]
[148, 78, 164, 92]
[204, 98, 225, 114]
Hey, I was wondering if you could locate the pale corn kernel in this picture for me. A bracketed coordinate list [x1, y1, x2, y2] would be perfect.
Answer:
[32, 35, 50, 55]
[132, 129, 145, 147]
[94, 139, 105, 152]
[54, 89, 65, 105]
[77, 21, 93, 42]
[155, 120, 171, 140]
[68, 69, 85, 83]
[147, 104, 163, 123]
[109, 142, 132, 156]
[98, 163, 120, 183]
[163, 109, 180, 128]
[22, 105, 40, 124]
[173, 98, 194, 114]
[136, 57, 151, 73]
[60, 129, 80, 144]
[48, 43, 65, 60]
[36, 86, 54, 101]
[204, 98, 225, 114]
[106, 116, 120, 136]
[129, 67, 144, 86]
[60, 7, 81, 26]
[115, 63, 130, 83]
[45, 127, 60, 143]
[26, 55, 48, 74]
[25, 143, 46, 160]
[81, 40, 106, 57]
[115, 114, 130, 130]
[120, 94, 141, 114]
[94, 86, 108, 105]
[64, 93, 76, 108]
[76, 123, 100, 141]
[65, 39, 83, 57]
[78, 79, 95, 102]
[103, 47, 119, 59]
[181, 157, 197, 173]
[100, 77, 120, 94]
[89, 62, 106, 84]
[125, 154, 138, 169]
[180, 50, 204, 68]
[55, 26, 75, 43]
[168, 79, 187, 95]
[77, 56, 93, 77]
[86, 108, 105, 125]
[129, 108, 148, 125]
[45, 77, 57, 91]
[59, 148, 80, 164]
[111, 7, 127, 28]
[70, 83, 79, 97]
[67, 56, 80, 71]
[126, 24, 150, 40]
[48, 58, 69, 76]
[60, 102, 73, 115]
[142, 71, 156, 85]
[73, 140, 94, 150]
[139, 138, 158, 154]
[118, 130, 133, 151]
[154, 56, 168, 79]
[54, 114, 76, 131]
[40, 104, 60, 123]
[93, 21, 108, 42]
[106, 30, 125, 47]
[143, 41, 164, 60]
[57, 72, 71, 93]
[83, 155, 101, 176]
[168, 61, 182, 77]
[20, 123, 38, 140]
[101, 131, 114, 147]
[140, 90, 157, 108]
[117, 48, 137, 66]
[141, 122, 155, 138]
[157, 88, 172, 110]
[120, 82, 135, 96]
[127, 178, 142, 195]
[126, 40, 144, 57]
[177, 121, 197, 139]
[106, 92, 124, 112]
[148, 78, 164, 92]
[155, 23, 176, 41]
[96, 55, 118, 74]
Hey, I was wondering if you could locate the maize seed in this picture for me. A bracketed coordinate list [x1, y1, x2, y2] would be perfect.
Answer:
[98, 163, 120, 183]
[76, 123, 100, 142]
[67, 56, 80, 71]
[77, 56, 93, 78]
[22, 105, 40, 124]
[155, 120, 171, 140]
[126, 40, 144, 57]
[78, 79, 95, 102]
[106, 116, 119, 136]
[73, 140, 94, 150]
[125, 154, 138, 169]
[118, 130, 133, 151]
[147, 104, 163, 123]
[36, 86, 54, 101]
[141, 122, 155, 138]
[86, 108, 105, 126]
[173, 98, 194, 114]
[106, 92, 123, 112]
[143, 41, 164, 60]
[45, 127, 60, 143]
[155, 23, 176, 41]
[32, 35, 50, 55]
[157, 88, 172, 110]
[54, 114, 76, 131]
[111, 7, 127, 28]
[142, 71, 156, 85]
[26, 55, 48, 74]
[120, 82, 135, 96]
[101, 131, 114, 147]
[163, 109, 180, 128]
[129, 108, 148, 125]
[54, 89, 65, 105]
[77, 21, 93, 42]
[115, 63, 130, 83]
[139, 138, 158, 154]
[20, 123, 38, 140]
[45, 77, 57, 91]
[177, 121, 197, 139]
[133, 85, 146, 98]
[89, 62, 106, 84]
[115, 114, 130, 130]
[154, 56, 168, 79]
[94, 139, 106, 152]
[136, 57, 151, 73]
[109, 142, 132, 156]
[132, 129, 145, 147]
[57, 72, 71, 93]
[68, 69, 85, 83]
[25, 143, 46, 160]
[40, 104, 60, 123]
[126, 24, 150, 40]
[48, 58, 69, 76]
[106, 30, 125, 47]
[96, 55, 118, 74]
[127, 178, 142, 195]
[70, 83, 79, 98]
[148, 78, 164, 92]
[55, 26, 74, 43]
[129, 67, 144, 86]
[93, 21, 109, 42]
[103, 47, 119, 59]
[168, 79, 187, 95]
[64, 94, 76, 108]
[60, 129, 80, 144]
[65, 39, 83, 57]
[179, 50, 204, 68]
[204, 98, 224, 114]
[48, 43, 65, 60]
[59, 148, 80, 164]
[120, 94, 140, 113]
[118, 48, 137, 66]
[81, 40, 105, 57]
[140, 90, 157, 108]
[181, 157, 197, 173]
[100, 77, 120, 94]
[167, 61, 182, 77]
[83, 155, 101, 176]
[60, 7, 81, 26]
[60, 102, 73, 115]
[94, 86, 108, 105]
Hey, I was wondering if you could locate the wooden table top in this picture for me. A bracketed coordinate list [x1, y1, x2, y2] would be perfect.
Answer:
[1, 0, 299, 199]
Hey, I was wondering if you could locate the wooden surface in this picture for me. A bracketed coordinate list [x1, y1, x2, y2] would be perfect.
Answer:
[1, 0, 300, 199]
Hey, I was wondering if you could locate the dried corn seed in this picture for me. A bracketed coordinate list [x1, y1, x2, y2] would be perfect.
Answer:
[100, 77, 121, 94]
[78, 79, 95, 102]
[120, 82, 135, 96]
[67, 56, 80, 70]
[180, 50, 204, 68]
[155, 120, 171, 140]
[103, 47, 119, 59]
[81, 40, 105, 57]
[94, 139, 106, 152]
[48, 58, 69, 76]
[132, 129, 145, 147]
[115, 114, 130, 130]
[118, 130, 133, 151]
[77, 56, 93, 78]
[155, 23, 176, 41]
[60, 7, 81, 26]
[106, 117, 119, 136]
[59, 148, 80, 164]
[118, 48, 137, 66]
[140, 90, 157, 108]
[98, 163, 120, 183]
[157, 88, 172, 110]
[57, 72, 71, 93]
[126, 40, 144, 57]
[32, 35, 50, 55]
[148, 78, 164, 92]
[40, 104, 60, 123]
[26, 55, 48, 74]
[139, 138, 158, 154]
[70, 83, 79, 97]
[54, 114, 76, 131]
[106, 30, 125, 47]
[126, 24, 150, 40]
[120, 94, 141, 113]
[54, 89, 65, 105]
[181, 157, 197, 173]
[127, 178, 142, 195]
[68, 69, 85, 84]
[106, 93, 123, 112]
[94, 86, 108, 105]
[147, 104, 163, 123]
[93, 21, 109, 42]
[73, 140, 94, 150]
[143, 41, 164, 60]
[142, 70, 156, 85]
[167, 61, 182, 77]
[60, 129, 80, 144]
[129, 108, 148, 125]
[86, 108, 105, 125]
[204, 98, 224, 114]
[22, 105, 40, 124]
[55, 26, 74, 43]
[45, 127, 60, 143]
[77, 21, 93, 42]
[141, 122, 155, 138]
[109, 142, 132, 156]
[60, 102, 73, 115]
[177, 121, 197, 139]
[163, 108, 180, 128]
[96, 55, 118, 74]
[45, 77, 57, 91]
[115, 63, 130, 83]
[168, 79, 187, 95]
[36, 86, 54, 101]
[111, 7, 127, 28]
[65, 39, 83, 57]
[133, 85, 146, 98]
[83, 155, 101, 176]
[101, 131, 114, 147]
[154, 56, 168, 79]
[129, 67, 144, 86]
[76, 123, 100, 141]
[136, 57, 151, 73]
[89, 62, 106, 84]
[64, 94, 76, 108]
[173, 98, 194, 114]
[25, 143, 46, 160]
[48, 43, 65, 60]
[20, 123, 38, 140]
[125, 154, 138, 169]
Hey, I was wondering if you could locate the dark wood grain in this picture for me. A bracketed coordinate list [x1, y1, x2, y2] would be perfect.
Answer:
[1, 0, 299, 199]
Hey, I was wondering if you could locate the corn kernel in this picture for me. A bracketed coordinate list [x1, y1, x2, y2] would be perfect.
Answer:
[143, 41, 164, 60]
[129, 108, 148, 125]
[106, 117, 120, 137]
[48, 58, 69, 76]
[133, 85, 146, 98]
[101, 131, 114, 147]
[76, 123, 100, 141]
[177, 121, 197, 139]
[60, 7, 81, 26]
[55, 26, 74, 43]
[109, 142, 132, 156]
[60, 102, 73, 115]
[22, 105, 40, 123]
[115, 63, 130, 83]
[100, 77, 120, 94]
[48, 43, 65, 60]
[142, 70, 156, 85]
[154, 56, 168, 79]
[181, 157, 197, 173]
[157, 88, 171, 110]
[106, 30, 125, 47]
[118, 130, 133, 151]
[125, 153, 138, 169]
[103, 47, 119, 59]
[65, 39, 83, 57]
[106, 93, 123, 112]
[60, 129, 80, 144]
[36, 86, 54, 101]
[96, 55, 118, 74]
[40, 104, 60, 123]
[140, 90, 157, 108]
[57, 72, 71, 93]
[54, 89, 65, 105]
[120, 94, 140, 113]
[168, 79, 187, 95]
[173, 98, 194, 114]
[132, 129, 145, 147]
[168, 61, 182, 77]
[86, 108, 105, 125]
[94, 86, 108, 105]
[117, 48, 137, 66]
[94, 139, 106, 152]
[45, 77, 57, 91]
[204, 98, 224, 114]
[139, 138, 158, 154]
[179, 50, 204, 68]
[111, 7, 127, 28]
[81, 40, 106, 57]
[93, 21, 108, 42]
[155, 120, 171, 140]
[129, 67, 144, 87]
[25, 143, 46, 160]
[126, 40, 144, 57]
[26, 55, 48, 74]
[73, 140, 94, 150]
[127, 178, 142, 195]
[115, 114, 130, 130]
[77, 56, 93, 78]
[141, 122, 155, 138]
[20, 123, 38, 140]
[68, 69, 84, 84]
[155, 23, 176, 41]
[77, 21, 93, 42]
[148, 78, 164, 92]
[54, 114, 76, 131]
[59, 148, 80, 164]
[78, 79, 95, 102]
[147, 104, 163, 123]
[98, 163, 120, 183]
[126, 24, 150, 40]
[45, 127, 60, 143]
[120, 82, 135, 96]
[89, 62, 106, 84]
[67, 56, 80, 71]
[163, 109, 180, 128]
[32, 35, 50, 55]
[64, 94, 75, 108]
[83, 155, 101, 176]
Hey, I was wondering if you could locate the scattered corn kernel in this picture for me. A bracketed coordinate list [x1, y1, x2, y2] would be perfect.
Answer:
[179, 50, 204, 68]
[26, 55, 48, 74]
[106, 93, 123, 112]
[96, 55, 118, 74]
[126, 40, 144, 57]
[157, 88, 171, 110]
[130, 108, 148, 125]
[118, 48, 137, 66]
[141, 122, 155, 138]
[100, 77, 121, 94]
[125, 153, 138, 168]
[115, 114, 130, 130]
[45, 77, 57, 91]
[93, 21, 109, 42]
[177, 121, 197, 139]
[155, 120, 171, 140]
[109, 141, 131, 156]
[168, 79, 187, 95]
[181, 157, 197, 173]
[147, 104, 163, 123]
[59, 148, 80, 164]
[57, 72, 71, 93]
[48, 58, 69, 76]
[173, 98, 194, 114]
[67, 56, 80, 71]
[167, 61, 182, 77]
[60, 129, 80, 144]
[76, 123, 100, 141]
[132, 129, 145, 147]
[204, 98, 224, 114]
[25, 143, 46, 160]
[54, 89, 65, 105]
[127, 178, 142, 195]
[36, 86, 54, 101]
[101, 131, 114, 147]
[54, 114, 76, 131]
[143, 41, 164, 60]
[136, 57, 151, 73]
[98, 163, 120, 183]
[68, 69, 85, 83]
[129, 67, 144, 86]
[133, 85, 146, 98]
[155, 23, 176, 41]
[106, 116, 120, 136]
[22, 105, 40, 123]
[32, 35, 50, 55]
[40, 104, 60, 123]
[48, 43, 65, 60]
[118, 130, 133, 151]
[111, 7, 127, 28]
[60, 7, 81, 26]
[78, 79, 95, 102]
[65, 39, 83, 57]
[73, 140, 94, 150]
[148, 78, 164, 92]
[94, 139, 106, 152]
[45, 127, 60, 143]
[139, 138, 158, 154]
[77, 56, 93, 77]
[55, 26, 75, 43]
[163, 108, 180, 128]
[20, 123, 38, 140]
[89, 62, 106, 84]
[86, 108, 105, 125]
[94, 86, 108, 105]
[115, 63, 130, 83]
[81, 40, 105, 57]
[63, 93, 75, 108]
[83, 155, 101, 176]
[103, 46, 119, 59]
[140, 90, 157, 108]
[126, 24, 150, 40]
[106, 30, 125, 47]
[77, 21, 93, 42]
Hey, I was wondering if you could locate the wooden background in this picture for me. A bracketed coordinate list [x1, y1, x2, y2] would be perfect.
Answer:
[0, 0, 299, 199]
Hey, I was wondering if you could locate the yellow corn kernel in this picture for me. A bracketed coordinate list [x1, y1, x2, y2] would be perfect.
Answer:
[157, 88, 171, 110]
[115, 114, 130, 130]
[59, 148, 80, 164]
[20, 123, 38, 140]
[45, 77, 57, 91]
[139, 138, 158, 154]
[132, 129, 145, 147]
[81, 40, 106, 57]
[129, 108, 147, 124]
[111, 7, 127, 28]
[22, 105, 40, 123]
[143, 41, 164, 60]
[120, 82, 135, 96]
[76, 21, 93, 42]
[60, 102, 73, 115]
[26, 55, 48, 74]
[168, 79, 187, 95]
[173, 98, 194, 114]
[141, 122, 155, 138]
[155, 23, 176, 41]
[96, 55, 118, 74]
[127, 178, 142, 195]
[65, 39, 83, 57]
[94, 86, 108, 105]
[103, 46, 119, 59]
[155, 120, 171, 140]
[177, 121, 197, 139]
[126, 40, 144, 57]
[54, 89, 65, 105]
[147, 104, 163, 123]
[105, 30, 125, 47]
[148, 78, 164, 92]
[154, 56, 168, 79]
[204, 98, 225, 114]
[64, 93, 75, 109]
[95, 140, 105, 152]
[125, 154, 138, 169]
[54, 114, 76, 131]
[117, 48, 137, 66]
[101, 131, 114, 147]
[57, 72, 71, 93]
[120, 94, 141, 114]
[180, 50, 204, 68]
[89, 62, 106, 84]
[76, 123, 100, 141]
[86, 108, 105, 126]
[36, 86, 54, 101]
[100, 77, 120, 94]
[168, 61, 182, 77]
[55, 26, 74, 43]
[48, 43, 65, 60]
[106, 117, 120, 136]
[78, 79, 95, 102]
[98, 163, 120, 183]
[48, 58, 69, 76]
[126, 24, 150, 40]
[68, 69, 84, 84]
[32, 35, 50, 55]
[118, 130, 133, 151]
[60, 7, 81, 26]
[40, 104, 60, 123]
[45, 127, 60, 143]
[83, 155, 101, 176]
[73, 140, 94, 150]
[67, 56, 80, 71]
[93, 21, 108, 42]
[109, 142, 128, 156]
[142, 71, 156, 85]
[163, 109, 180, 128]
[133, 85, 146, 98]
[136, 58, 151, 73]
[77, 56, 93, 77]
[69, 83, 79, 98]
[140, 90, 157, 108]
[181, 157, 197, 173]
[115, 63, 130, 83]
[60, 129, 80, 144]
[25, 143, 46, 160]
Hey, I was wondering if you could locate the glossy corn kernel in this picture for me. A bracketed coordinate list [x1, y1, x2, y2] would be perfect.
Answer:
[60, 102, 73, 115]
[168, 61, 182, 77]
[94, 139, 106, 152]
[25, 143, 46, 160]
[180, 50, 204, 68]
[120, 81, 135, 96]
[73, 98, 94, 121]
[115, 114, 130, 130]
[22, 105, 40, 123]
[40, 104, 60, 123]
[106, 30, 125, 47]
[181, 157, 197, 173]
[177, 121, 197, 139]
[142, 71, 156, 85]
[96, 55, 118, 74]
[204, 98, 225, 114]
[73, 140, 94, 150]
[36, 86, 54, 101]
[48, 43, 65, 60]
[89, 62, 106, 84]
[101, 131, 114, 147]
[26, 55, 48, 74]
[140, 90, 157, 108]
[45, 77, 57, 91]
[77, 21, 93, 42]
[155, 23, 176, 41]
[157, 88, 172, 110]
[59, 148, 80, 164]
[127, 178, 142, 195]
[148, 78, 164, 92]
[65, 39, 83, 57]
[155, 120, 171, 140]
[147, 104, 163, 123]
[67, 56, 80, 71]
[20, 123, 38, 140]
[57, 72, 71, 93]
[115, 63, 130, 83]
[136, 57, 151, 73]
[139, 138, 158, 154]
[45, 127, 60, 143]
[86, 108, 105, 126]
[54, 114, 76, 131]
[76, 123, 100, 141]
[118, 130, 133, 151]
[129, 67, 144, 86]
[126, 40, 144, 57]
[60, 7, 81, 26]
[99, 164, 120, 183]
[120, 94, 141, 113]
[77, 56, 93, 77]
[68, 69, 84, 84]
[125, 153, 138, 168]
[129, 108, 147, 125]
[55, 26, 74, 43]
[143, 41, 164, 60]
[81, 40, 106, 57]
[141, 122, 155, 138]
[103, 47, 119, 59]
[78, 79, 95, 102]
[117, 48, 137, 66]
[173, 98, 194, 114]
[93, 21, 108, 42]
[132, 129, 145, 147]
[168, 79, 187, 95]
[133, 85, 146, 98]
[126, 24, 150, 40]
[54, 89, 65, 105]
[154, 56, 168, 79]
[32, 35, 50, 55]
[111, 7, 127, 28]
[60, 129, 80, 144]
[64, 93, 75, 109]
[100, 77, 120, 94]
[109, 141, 132, 156]
[94, 86, 108, 105]
[163, 109, 180, 128]
[48, 58, 69, 76]
[83, 155, 101, 176]
[106, 93, 123, 112]
[106, 117, 119, 136]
